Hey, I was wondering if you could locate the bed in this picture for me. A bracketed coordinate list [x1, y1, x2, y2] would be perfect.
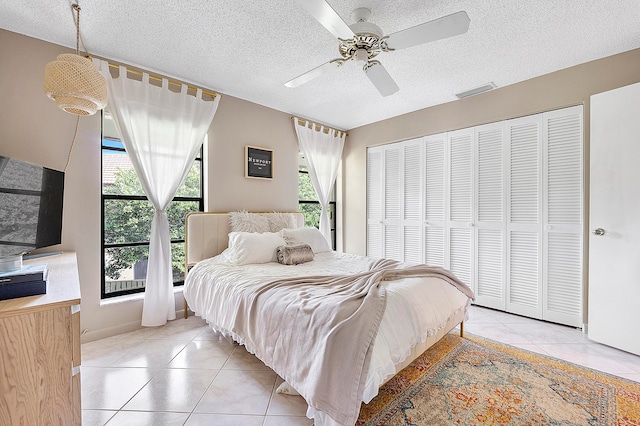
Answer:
[183, 211, 474, 426]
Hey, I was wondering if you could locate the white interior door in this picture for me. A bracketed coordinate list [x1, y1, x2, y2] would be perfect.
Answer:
[589, 82, 640, 355]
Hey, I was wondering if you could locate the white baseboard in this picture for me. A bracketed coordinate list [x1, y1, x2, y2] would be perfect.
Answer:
[80, 308, 187, 343]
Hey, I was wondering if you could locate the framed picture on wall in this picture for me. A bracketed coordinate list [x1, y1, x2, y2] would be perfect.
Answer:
[245, 145, 273, 179]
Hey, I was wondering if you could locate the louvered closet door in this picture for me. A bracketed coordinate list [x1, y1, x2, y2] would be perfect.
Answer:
[542, 106, 583, 327]
[507, 114, 543, 319]
[424, 134, 446, 267]
[403, 140, 424, 264]
[474, 123, 506, 309]
[448, 128, 474, 290]
[366, 147, 383, 258]
[383, 145, 402, 261]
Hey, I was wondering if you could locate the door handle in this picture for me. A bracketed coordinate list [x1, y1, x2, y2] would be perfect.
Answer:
[592, 228, 606, 236]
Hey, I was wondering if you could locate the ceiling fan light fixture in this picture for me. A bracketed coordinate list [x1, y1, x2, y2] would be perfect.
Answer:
[354, 48, 369, 66]
[455, 82, 496, 99]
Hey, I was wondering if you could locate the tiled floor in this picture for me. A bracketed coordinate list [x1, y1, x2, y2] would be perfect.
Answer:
[81, 306, 640, 425]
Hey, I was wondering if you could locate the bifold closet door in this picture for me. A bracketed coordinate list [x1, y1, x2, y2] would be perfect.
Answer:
[506, 114, 543, 319]
[474, 122, 506, 310]
[366, 142, 411, 262]
[423, 133, 446, 268]
[366, 147, 383, 258]
[367, 140, 425, 263]
[382, 146, 402, 261]
[447, 128, 474, 291]
[403, 140, 424, 264]
[542, 106, 583, 327]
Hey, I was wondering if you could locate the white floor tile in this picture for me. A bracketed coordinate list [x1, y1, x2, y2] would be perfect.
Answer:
[193, 326, 235, 342]
[105, 410, 189, 426]
[109, 339, 189, 368]
[81, 367, 159, 410]
[123, 368, 218, 412]
[82, 337, 143, 367]
[222, 345, 274, 371]
[184, 413, 265, 426]
[263, 415, 314, 426]
[194, 369, 276, 415]
[144, 317, 208, 341]
[503, 322, 581, 344]
[168, 340, 235, 370]
[81, 409, 116, 426]
[617, 373, 640, 383]
[536, 343, 639, 376]
[464, 322, 532, 344]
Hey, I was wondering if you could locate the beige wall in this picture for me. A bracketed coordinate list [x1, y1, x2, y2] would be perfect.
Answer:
[207, 96, 299, 212]
[0, 29, 298, 341]
[342, 47, 640, 256]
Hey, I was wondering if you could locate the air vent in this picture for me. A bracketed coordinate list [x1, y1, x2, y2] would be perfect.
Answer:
[455, 82, 497, 99]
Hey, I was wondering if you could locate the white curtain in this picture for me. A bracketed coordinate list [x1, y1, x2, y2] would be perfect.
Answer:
[293, 118, 345, 243]
[97, 60, 220, 326]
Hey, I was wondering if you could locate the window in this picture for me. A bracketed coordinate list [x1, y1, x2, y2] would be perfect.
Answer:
[101, 112, 204, 298]
[298, 153, 336, 249]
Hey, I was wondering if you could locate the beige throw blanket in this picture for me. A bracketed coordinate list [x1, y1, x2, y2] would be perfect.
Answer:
[216, 259, 474, 425]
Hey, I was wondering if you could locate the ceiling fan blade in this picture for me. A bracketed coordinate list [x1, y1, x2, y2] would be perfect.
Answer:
[385, 11, 470, 50]
[364, 61, 399, 97]
[284, 60, 342, 88]
[296, 0, 354, 40]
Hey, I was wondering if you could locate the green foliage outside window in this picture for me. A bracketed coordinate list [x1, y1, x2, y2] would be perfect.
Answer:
[103, 166, 200, 280]
[298, 172, 320, 228]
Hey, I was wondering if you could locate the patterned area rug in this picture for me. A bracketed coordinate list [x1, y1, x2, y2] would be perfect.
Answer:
[357, 333, 640, 425]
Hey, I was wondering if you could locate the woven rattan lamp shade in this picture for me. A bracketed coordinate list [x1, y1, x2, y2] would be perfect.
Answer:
[44, 53, 108, 115]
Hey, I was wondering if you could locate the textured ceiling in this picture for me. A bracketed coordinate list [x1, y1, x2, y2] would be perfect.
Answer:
[2, 0, 640, 130]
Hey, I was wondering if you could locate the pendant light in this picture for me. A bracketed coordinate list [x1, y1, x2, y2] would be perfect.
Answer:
[44, 4, 107, 115]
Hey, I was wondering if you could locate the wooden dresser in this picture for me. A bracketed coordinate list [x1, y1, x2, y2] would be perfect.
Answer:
[0, 252, 82, 425]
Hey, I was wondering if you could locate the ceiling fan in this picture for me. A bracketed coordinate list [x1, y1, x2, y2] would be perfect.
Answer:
[284, 0, 470, 97]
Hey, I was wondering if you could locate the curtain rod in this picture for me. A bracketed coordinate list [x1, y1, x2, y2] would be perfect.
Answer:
[291, 116, 348, 137]
[91, 56, 220, 100]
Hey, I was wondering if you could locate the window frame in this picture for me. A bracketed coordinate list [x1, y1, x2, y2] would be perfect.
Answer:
[100, 124, 204, 299]
[297, 158, 336, 250]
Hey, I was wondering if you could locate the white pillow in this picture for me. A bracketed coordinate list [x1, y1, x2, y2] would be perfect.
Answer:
[280, 227, 331, 253]
[225, 231, 286, 265]
[265, 212, 297, 232]
[229, 211, 270, 233]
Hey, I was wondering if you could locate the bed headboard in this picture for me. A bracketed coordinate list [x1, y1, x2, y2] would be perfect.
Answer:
[185, 212, 305, 267]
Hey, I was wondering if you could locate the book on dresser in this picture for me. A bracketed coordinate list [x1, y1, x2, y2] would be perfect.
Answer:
[0, 263, 48, 300]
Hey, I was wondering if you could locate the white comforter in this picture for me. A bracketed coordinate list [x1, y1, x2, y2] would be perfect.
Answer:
[184, 251, 471, 425]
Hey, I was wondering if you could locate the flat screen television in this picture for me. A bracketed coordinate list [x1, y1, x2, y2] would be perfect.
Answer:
[0, 155, 64, 271]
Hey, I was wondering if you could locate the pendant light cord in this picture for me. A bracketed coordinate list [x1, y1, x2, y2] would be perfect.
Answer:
[73, 4, 90, 55]
[64, 116, 80, 173]
[74, 4, 80, 54]
[65, 4, 85, 173]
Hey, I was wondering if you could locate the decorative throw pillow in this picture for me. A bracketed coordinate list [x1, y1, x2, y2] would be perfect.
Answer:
[229, 210, 270, 233]
[280, 227, 331, 253]
[225, 231, 285, 265]
[265, 212, 297, 232]
[276, 243, 314, 265]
